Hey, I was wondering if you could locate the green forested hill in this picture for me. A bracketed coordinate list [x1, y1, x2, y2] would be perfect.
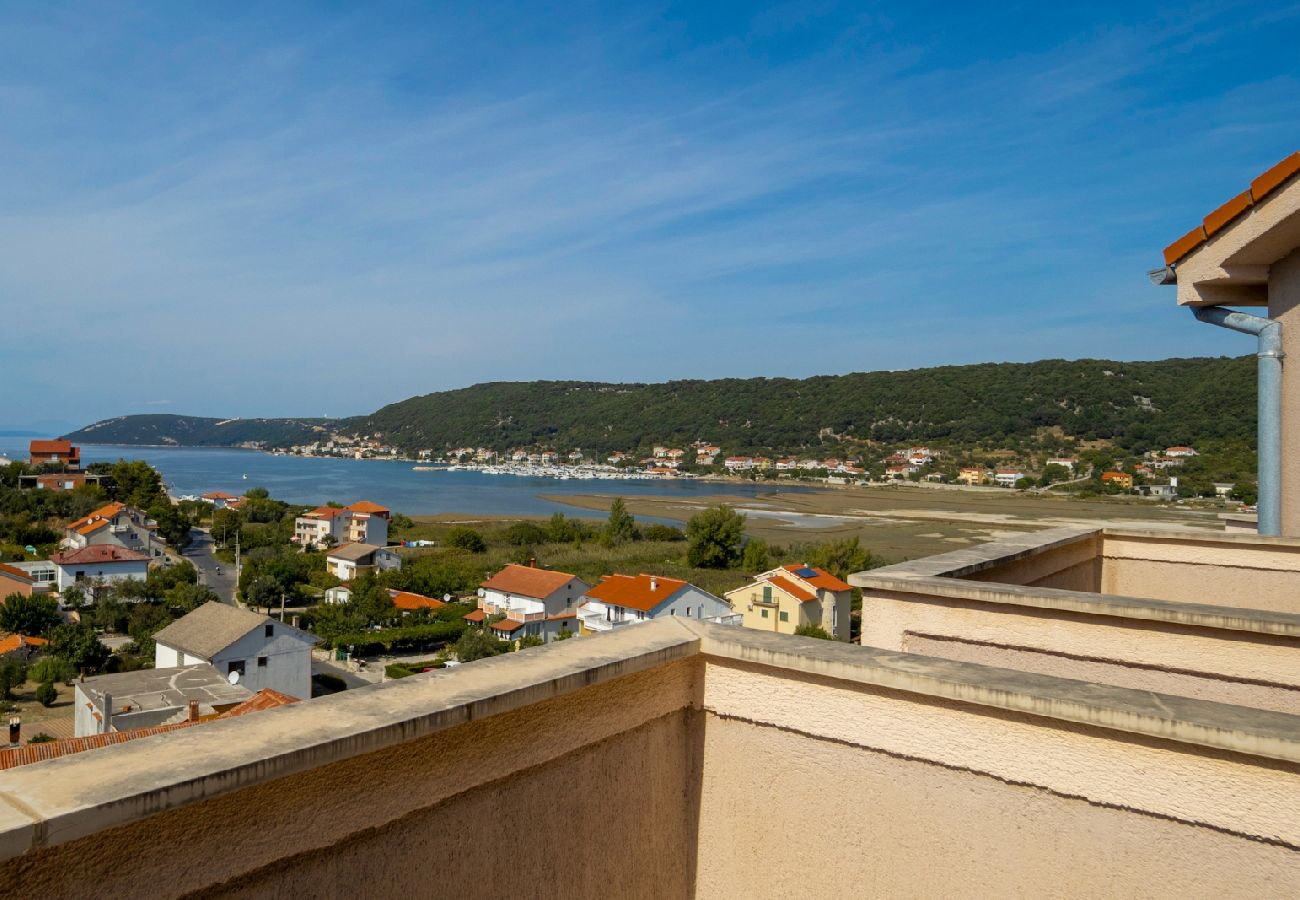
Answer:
[355, 356, 1255, 453]
[65, 414, 337, 447]
[68, 356, 1257, 455]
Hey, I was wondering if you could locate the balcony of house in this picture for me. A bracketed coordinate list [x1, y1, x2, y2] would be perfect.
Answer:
[2, 618, 1298, 897]
[852, 526, 1300, 714]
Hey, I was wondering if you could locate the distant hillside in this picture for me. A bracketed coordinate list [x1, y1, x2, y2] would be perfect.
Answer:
[65, 414, 339, 447]
[355, 356, 1256, 454]
[68, 356, 1257, 455]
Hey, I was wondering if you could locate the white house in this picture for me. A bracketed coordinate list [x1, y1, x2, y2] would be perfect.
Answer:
[63, 502, 168, 559]
[325, 543, 402, 580]
[153, 602, 318, 700]
[293, 501, 390, 549]
[50, 546, 151, 593]
[201, 490, 240, 509]
[724, 456, 753, 471]
[994, 468, 1025, 487]
[471, 563, 590, 643]
[577, 574, 736, 634]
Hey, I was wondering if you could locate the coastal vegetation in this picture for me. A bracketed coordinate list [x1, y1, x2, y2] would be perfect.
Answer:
[66, 355, 1257, 462]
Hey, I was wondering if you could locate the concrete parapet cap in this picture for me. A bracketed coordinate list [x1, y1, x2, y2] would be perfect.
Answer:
[679, 619, 1300, 765]
[1101, 526, 1300, 548]
[852, 573, 1300, 638]
[849, 526, 1098, 581]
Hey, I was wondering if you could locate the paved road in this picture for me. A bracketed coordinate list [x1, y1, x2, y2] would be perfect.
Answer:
[184, 528, 237, 604]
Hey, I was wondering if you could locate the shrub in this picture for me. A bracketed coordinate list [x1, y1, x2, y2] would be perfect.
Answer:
[35, 681, 57, 707]
[517, 634, 544, 649]
[28, 657, 72, 685]
[503, 522, 547, 546]
[28, 733, 55, 744]
[446, 527, 486, 552]
[794, 624, 832, 640]
[328, 620, 466, 655]
[385, 663, 415, 680]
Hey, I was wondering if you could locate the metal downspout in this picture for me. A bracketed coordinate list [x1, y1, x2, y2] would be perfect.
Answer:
[1191, 307, 1284, 536]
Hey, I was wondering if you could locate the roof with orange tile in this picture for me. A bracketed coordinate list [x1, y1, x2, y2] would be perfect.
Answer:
[765, 574, 817, 603]
[66, 502, 125, 536]
[782, 563, 853, 593]
[388, 589, 446, 611]
[463, 609, 486, 622]
[491, 618, 524, 633]
[304, 506, 348, 519]
[0, 564, 33, 584]
[29, 440, 73, 455]
[0, 634, 47, 654]
[585, 573, 688, 612]
[346, 500, 389, 514]
[202, 490, 238, 500]
[481, 564, 579, 599]
[1162, 151, 1300, 266]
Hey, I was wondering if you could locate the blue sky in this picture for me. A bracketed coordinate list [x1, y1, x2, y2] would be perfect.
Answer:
[2, 2, 1298, 431]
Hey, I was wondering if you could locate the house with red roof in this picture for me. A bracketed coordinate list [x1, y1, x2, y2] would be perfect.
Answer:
[50, 545, 151, 594]
[63, 502, 167, 559]
[474, 563, 590, 643]
[293, 500, 390, 549]
[577, 574, 735, 634]
[724, 563, 854, 642]
[201, 490, 240, 509]
[28, 439, 80, 469]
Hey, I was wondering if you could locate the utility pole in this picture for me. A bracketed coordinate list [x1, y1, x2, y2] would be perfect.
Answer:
[235, 533, 241, 606]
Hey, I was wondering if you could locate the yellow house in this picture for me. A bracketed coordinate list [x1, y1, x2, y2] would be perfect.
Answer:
[1102, 471, 1134, 490]
[724, 564, 853, 641]
[957, 467, 986, 486]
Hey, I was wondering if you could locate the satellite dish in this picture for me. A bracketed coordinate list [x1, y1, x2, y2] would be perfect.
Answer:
[227, 670, 241, 685]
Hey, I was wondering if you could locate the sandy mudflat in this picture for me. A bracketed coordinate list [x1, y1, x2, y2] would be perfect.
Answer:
[542, 484, 1220, 561]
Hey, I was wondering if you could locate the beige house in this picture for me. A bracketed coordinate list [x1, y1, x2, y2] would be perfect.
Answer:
[724, 564, 852, 641]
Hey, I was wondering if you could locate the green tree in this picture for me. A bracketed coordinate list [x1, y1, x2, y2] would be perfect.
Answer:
[740, 539, 769, 572]
[34, 681, 57, 707]
[446, 527, 486, 553]
[29, 656, 73, 685]
[554, 626, 575, 641]
[0, 593, 61, 636]
[455, 627, 506, 662]
[603, 498, 636, 546]
[0, 658, 27, 700]
[686, 505, 746, 569]
[517, 634, 544, 649]
[109, 459, 165, 507]
[794, 624, 832, 640]
[48, 623, 111, 674]
[504, 522, 547, 546]
[803, 537, 873, 580]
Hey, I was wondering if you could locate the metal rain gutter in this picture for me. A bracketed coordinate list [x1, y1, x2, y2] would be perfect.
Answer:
[1191, 306, 1283, 536]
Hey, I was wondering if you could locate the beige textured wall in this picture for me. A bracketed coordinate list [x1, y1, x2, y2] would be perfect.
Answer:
[1270, 248, 1300, 537]
[961, 535, 1101, 591]
[696, 661, 1300, 898]
[859, 591, 1300, 713]
[0, 658, 704, 899]
[1101, 533, 1300, 612]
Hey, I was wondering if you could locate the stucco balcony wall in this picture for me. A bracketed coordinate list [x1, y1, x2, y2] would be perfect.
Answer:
[854, 527, 1300, 713]
[1, 620, 1298, 898]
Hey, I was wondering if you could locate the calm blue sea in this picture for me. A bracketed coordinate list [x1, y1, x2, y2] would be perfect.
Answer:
[0, 440, 797, 519]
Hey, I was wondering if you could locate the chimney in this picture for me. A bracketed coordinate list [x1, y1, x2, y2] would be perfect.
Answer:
[291, 615, 301, 628]
[188, 700, 200, 722]
[102, 692, 113, 734]
[528, 557, 537, 568]
[8, 715, 19, 747]
[650, 577, 658, 592]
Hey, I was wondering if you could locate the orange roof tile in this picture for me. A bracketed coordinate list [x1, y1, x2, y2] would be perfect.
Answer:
[585, 573, 688, 612]
[766, 575, 816, 603]
[0, 564, 33, 584]
[782, 564, 853, 593]
[388, 589, 446, 611]
[0, 634, 47, 654]
[346, 500, 389, 514]
[67, 502, 125, 536]
[51, 546, 150, 565]
[219, 688, 299, 716]
[463, 609, 486, 622]
[481, 564, 578, 600]
[305, 506, 348, 519]
[491, 618, 524, 633]
[29, 440, 73, 455]
[1163, 151, 1300, 265]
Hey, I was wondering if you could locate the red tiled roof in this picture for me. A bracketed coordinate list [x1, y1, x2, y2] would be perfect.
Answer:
[51, 546, 150, 565]
[463, 609, 486, 622]
[480, 564, 577, 600]
[67, 501, 126, 536]
[547, 610, 577, 621]
[305, 506, 348, 519]
[1163, 151, 1300, 266]
[0, 564, 33, 584]
[29, 440, 73, 455]
[346, 500, 389, 514]
[0, 634, 48, 654]
[388, 589, 446, 611]
[491, 618, 525, 633]
[585, 573, 687, 613]
[0, 689, 297, 771]
[766, 575, 816, 603]
[202, 490, 238, 500]
[782, 564, 853, 593]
